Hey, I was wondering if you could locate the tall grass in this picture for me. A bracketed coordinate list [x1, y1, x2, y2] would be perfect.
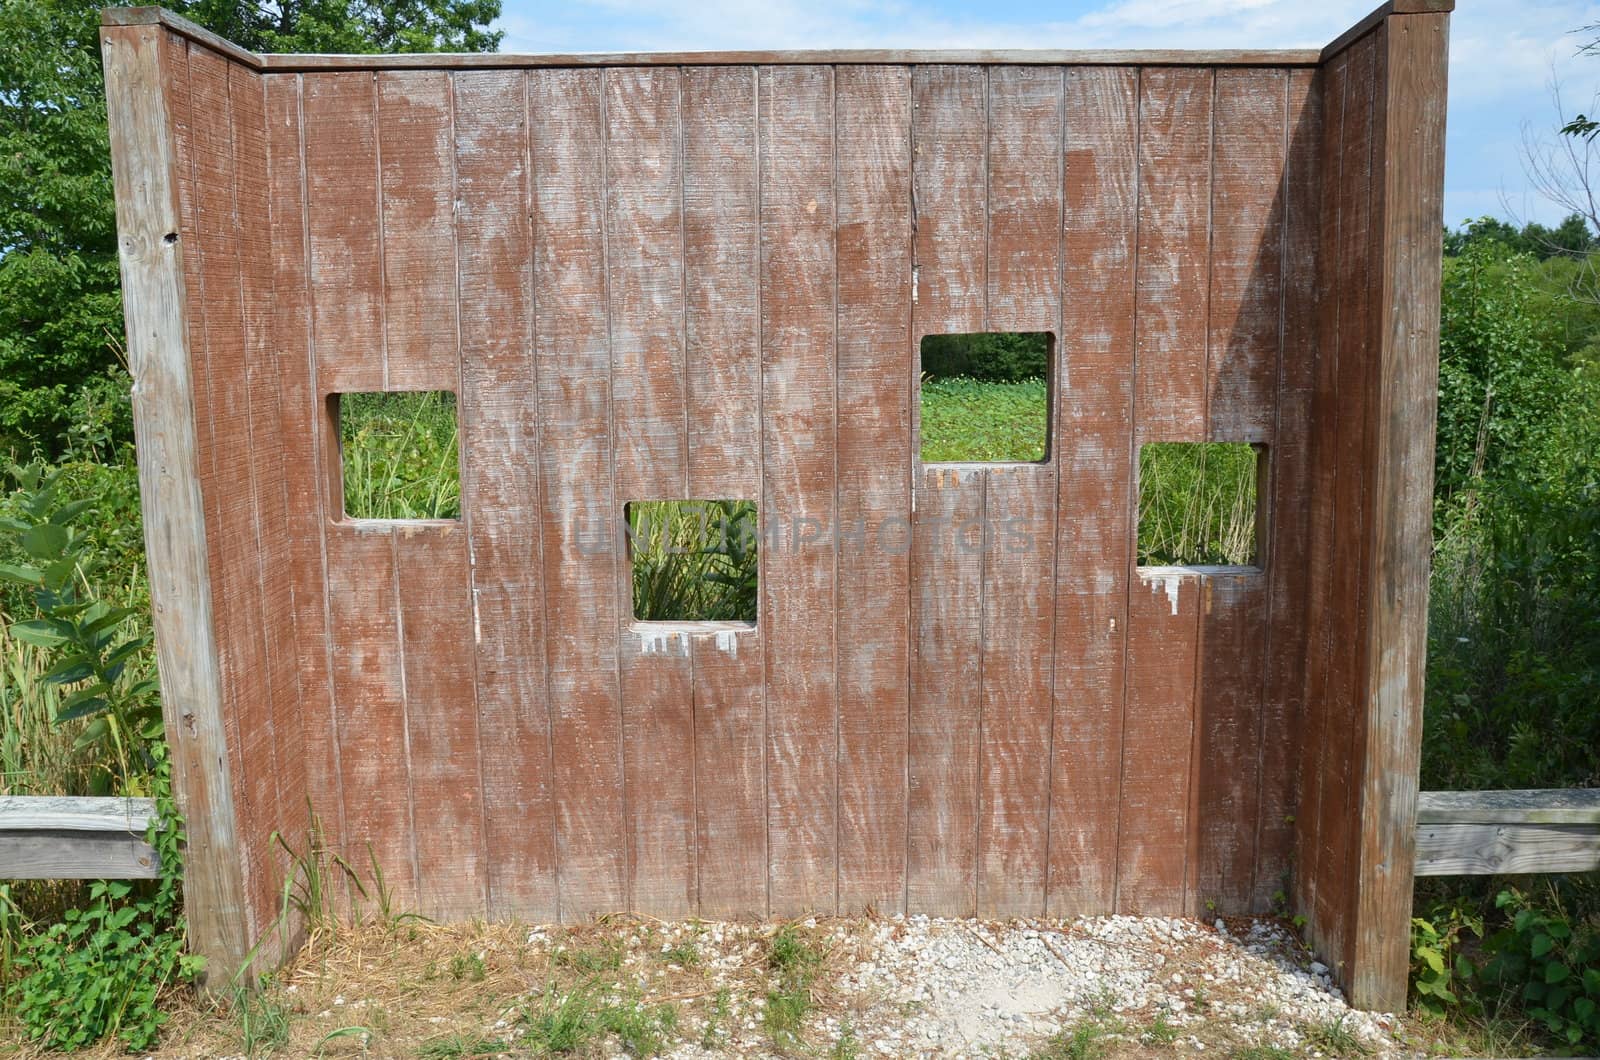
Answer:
[1137, 442, 1258, 566]
[628, 501, 758, 622]
[339, 391, 461, 520]
[920, 377, 1047, 462]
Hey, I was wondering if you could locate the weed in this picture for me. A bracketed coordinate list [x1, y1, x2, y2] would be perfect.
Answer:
[1034, 1020, 1111, 1060]
[1230, 1046, 1296, 1060]
[655, 940, 700, 967]
[521, 979, 676, 1056]
[1300, 1015, 1371, 1058]
[417, 1032, 512, 1058]
[233, 986, 292, 1056]
[700, 987, 731, 1049]
[831, 1017, 861, 1059]
[553, 937, 625, 973]
[762, 924, 827, 1047]
[450, 952, 487, 982]
[1143, 1008, 1181, 1046]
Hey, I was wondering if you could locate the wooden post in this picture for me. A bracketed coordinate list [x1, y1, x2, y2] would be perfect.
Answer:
[101, 20, 251, 983]
[1348, 0, 1450, 1012]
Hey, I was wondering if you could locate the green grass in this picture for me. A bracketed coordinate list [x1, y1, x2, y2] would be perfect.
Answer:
[1137, 442, 1258, 566]
[763, 924, 827, 1047]
[339, 390, 461, 519]
[920, 376, 1048, 462]
[628, 499, 758, 622]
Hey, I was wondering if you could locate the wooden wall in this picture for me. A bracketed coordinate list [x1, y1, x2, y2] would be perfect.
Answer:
[102, 0, 1449, 1009]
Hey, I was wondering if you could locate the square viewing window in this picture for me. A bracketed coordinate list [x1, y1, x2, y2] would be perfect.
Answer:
[919, 331, 1051, 463]
[335, 391, 461, 520]
[627, 500, 758, 623]
[1137, 442, 1262, 567]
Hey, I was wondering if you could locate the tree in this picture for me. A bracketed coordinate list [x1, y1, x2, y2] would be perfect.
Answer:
[0, 0, 501, 457]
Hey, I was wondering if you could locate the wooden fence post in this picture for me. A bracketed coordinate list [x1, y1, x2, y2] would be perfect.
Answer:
[100, 19, 251, 984]
[1348, 0, 1450, 1011]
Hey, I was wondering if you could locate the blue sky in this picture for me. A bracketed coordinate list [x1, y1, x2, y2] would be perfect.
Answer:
[493, 0, 1600, 231]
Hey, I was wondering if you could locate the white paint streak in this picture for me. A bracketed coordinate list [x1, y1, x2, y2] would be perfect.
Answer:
[715, 629, 739, 657]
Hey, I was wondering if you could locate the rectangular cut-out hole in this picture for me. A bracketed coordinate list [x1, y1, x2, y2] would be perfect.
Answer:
[628, 500, 759, 623]
[919, 331, 1052, 463]
[336, 391, 461, 520]
[1138, 442, 1263, 567]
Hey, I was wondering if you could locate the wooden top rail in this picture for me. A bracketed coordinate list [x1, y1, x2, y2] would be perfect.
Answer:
[100, 1, 1453, 73]
[0, 796, 161, 879]
[1415, 790, 1600, 877]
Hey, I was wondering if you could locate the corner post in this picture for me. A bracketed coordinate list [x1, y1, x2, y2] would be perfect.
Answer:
[100, 17, 251, 982]
[1349, 1, 1450, 1011]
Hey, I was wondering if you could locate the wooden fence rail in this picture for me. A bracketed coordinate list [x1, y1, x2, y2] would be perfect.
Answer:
[0, 796, 160, 879]
[5, 789, 1596, 883]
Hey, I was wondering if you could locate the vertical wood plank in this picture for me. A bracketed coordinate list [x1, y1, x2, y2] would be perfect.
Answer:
[1254, 67, 1321, 912]
[1135, 68, 1212, 442]
[453, 69, 558, 921]
[186, 43, 277, 936]
[607, 66, 696, 918]
[326, 528, 418, 908]
[1193, 571, 1267, 912]
[378, 71, 459, 390]
[834, 64, 912, 915]
[1118, 569, 1199, 914]
[1351, 9, 1449, 1010]
[530, 67, 626, 918]
[102, 22, 250, 976]
[302, 72, 383, 395]
[1207, 69, 1286, 443]
[1049, 66, 1139, 917]
[681, 65, 766, 918]
[976, 65, 1060, 917]
[759, 64, 838, 915]
[396, 529, 483, 919]
[907, 65, 987, 916]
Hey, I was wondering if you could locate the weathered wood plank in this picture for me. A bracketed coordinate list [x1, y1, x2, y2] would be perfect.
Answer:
[0, 797, 157, 832]
[1414, 823, 1600, 877]
[760, 64, 838, 916]
[452, 68, 558, 921]
[908, 64, 986, 916]
[1049, 65, 1138, 917]
[0, 834, 161, 880]
[397, 528, 484, 919]
[530, 67, 626, 919]
[1118, 569, 1199, 915]
[1350, 7, 1450, 1011]
[1418, 789, 1600, 825]
[975, 64, 1060, 918]
[680, 64, 766, 919]
[608, 64, 696, 919]
[833, 64, 912, 915]
[1207, 68, 1285, 443]
[377, 70, 459, 391]
[1253, 66, 1321, 913]
[1135, 67, 1212, 443]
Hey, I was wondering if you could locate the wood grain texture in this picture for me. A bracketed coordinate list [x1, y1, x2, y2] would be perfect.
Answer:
[1349, 8, 1449, 1011]
[1049, 65, 1138, 917]
[377, 70, 458, 390]
[760, 64, 838, 916]
[1414, 823, 1600, 877]
[1418, 789, 1600, 825]
[1253, 67, 1321, 913]
[833, 64, 912, 915]
[1135, 67, 1212, 443]
[975, 64, 1060, 918]
[608, 65, 696, 918]
[1118, 569, 1199, 915]
[907, 65, 987, 916]
[1192, 570, 1267, 913]
[452, 68, 558, 920]
[397, 528, 484, 919]
[1207, 69, 1285, 443]
[531, 67, 626, 919]
[0, 834, 162, 880]
[680, 65, 766, 918]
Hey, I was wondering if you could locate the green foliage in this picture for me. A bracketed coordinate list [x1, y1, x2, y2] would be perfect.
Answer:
[520, 978, 677, 1056]
[1477, 889, 1600, 1052]
[763, 924, 826, 1047]
[1137, 442, 1258, 567]
[339, 390, 462, 519]
[1410, 903, 1484, 1013]
[628, 500, 758, 622]
[1445, 214, 1597, 260]
[920, 330, 1051, 382]
[920, 377, 1048, 462]
[5, 752, 204, 1051]
[0, 0, 502, 456]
